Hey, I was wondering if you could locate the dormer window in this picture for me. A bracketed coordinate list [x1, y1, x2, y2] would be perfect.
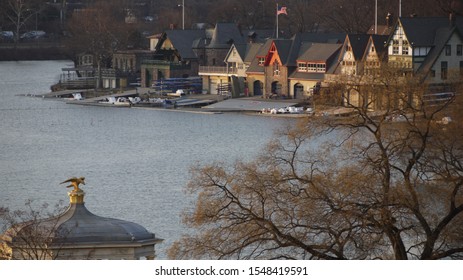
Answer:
[307, 63, 326, 73]
[258, 57, 265, 66]
[298, 62, 307, 71]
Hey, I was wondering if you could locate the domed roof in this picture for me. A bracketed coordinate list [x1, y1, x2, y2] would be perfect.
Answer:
[4, 184, 162, 260]
[9, 189, 159, 246]
[52, 202, 155, 244]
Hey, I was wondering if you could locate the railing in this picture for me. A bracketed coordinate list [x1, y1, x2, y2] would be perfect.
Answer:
[423, 92, 455, 106]
[199, 66, 237, 75]
[59, 77, 96, 89]
[142, 60, 191, 70]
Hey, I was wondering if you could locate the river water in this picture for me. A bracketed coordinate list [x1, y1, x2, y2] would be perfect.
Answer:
[0, 60, 293, 258]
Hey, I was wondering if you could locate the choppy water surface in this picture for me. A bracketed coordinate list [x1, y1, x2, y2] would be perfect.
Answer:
[0, 61, 292, 258]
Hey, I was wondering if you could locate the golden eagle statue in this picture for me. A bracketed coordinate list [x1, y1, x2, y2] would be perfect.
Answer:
[60, 177, 86, 191]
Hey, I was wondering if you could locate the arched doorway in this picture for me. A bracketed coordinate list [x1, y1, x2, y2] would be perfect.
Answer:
[294, 83, 304, 99]
[271, 81, 282, 97]
[253, 80, 263, 96]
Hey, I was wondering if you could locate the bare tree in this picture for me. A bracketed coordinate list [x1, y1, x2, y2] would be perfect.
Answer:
[0, 200, 67, 260]
[65, 0, 137, 88]
[0, 0, 45, 46]
[169, 70, 463, 260]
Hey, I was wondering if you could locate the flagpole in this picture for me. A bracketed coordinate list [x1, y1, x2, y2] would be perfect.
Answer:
[399, 0, 402, 17]
[276, 3, 279, 38]
[375, 0, 377, 34]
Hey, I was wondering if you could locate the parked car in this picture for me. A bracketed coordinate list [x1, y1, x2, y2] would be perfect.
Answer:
[20, 30, 46, 40]
[0, 31, 14, 42]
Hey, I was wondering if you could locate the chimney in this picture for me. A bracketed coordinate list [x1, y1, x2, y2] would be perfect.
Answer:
[386, 13, 393, 27]
[450, 12, 456, 27]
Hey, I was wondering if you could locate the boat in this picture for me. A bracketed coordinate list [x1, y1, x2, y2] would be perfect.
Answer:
[261, 106, 306, 115]
[72, 93, 84, 100]
[98, 97, 131, 106]
[167, 89, 186, 97]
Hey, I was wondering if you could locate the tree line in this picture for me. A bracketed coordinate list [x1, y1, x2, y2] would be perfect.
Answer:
[2, 0, 463, 41]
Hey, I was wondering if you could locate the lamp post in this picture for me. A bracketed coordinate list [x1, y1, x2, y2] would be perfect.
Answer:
[258, 1, 264, 21]
[182, 0, 185, 30]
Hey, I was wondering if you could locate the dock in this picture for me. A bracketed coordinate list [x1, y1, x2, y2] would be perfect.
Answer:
[202, 98, 299, 112]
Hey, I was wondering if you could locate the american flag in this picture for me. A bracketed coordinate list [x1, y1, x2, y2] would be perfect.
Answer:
[277, 5, 287, 15]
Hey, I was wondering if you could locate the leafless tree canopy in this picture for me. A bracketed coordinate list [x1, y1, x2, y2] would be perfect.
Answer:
[169, 72, 463, 260]
[0, 200, 67, 260]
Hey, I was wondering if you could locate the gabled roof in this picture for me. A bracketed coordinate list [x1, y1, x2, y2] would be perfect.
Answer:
[272, 39, 293, 65]
[207, 22, 246, 48]
[246, 40, 273, 74]
[224, 43, 247, 63]
[246, 32, 346, 74]
[297, 43, 342, 62]
[243, 43, 264, 63]
[370, 35, 389, 55]
[397, 16, 463, 46]
[162, 29, 206, 59]
[361, 34, 389, 61]
[345, 34, 371, 60]
[287, 32, 346, 66]
[417, 26, 463, 74]
[289, 43, 342, 80]
[225, 42, 264, 65]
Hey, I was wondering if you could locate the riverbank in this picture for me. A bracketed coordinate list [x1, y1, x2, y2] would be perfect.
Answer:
[0, 43, 68, 61]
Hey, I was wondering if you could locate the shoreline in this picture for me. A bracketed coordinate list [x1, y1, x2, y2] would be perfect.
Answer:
[23, 88, 315, 118]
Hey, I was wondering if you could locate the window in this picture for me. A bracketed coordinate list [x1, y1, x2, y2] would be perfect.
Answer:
[273, 61, 280, 76]
[430, 69, 435, 77]
[298, 62, 307, 71]
[258, 57, 265, 66]
[441, 61, 448, 80]
[457, 45, 462, 56]
[317, 63, 326, 72]
[402, 47, 409, 55]
[308, 63, 317, 72]
[445, 45, 451, 56]
[393, 46, 399, 54]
